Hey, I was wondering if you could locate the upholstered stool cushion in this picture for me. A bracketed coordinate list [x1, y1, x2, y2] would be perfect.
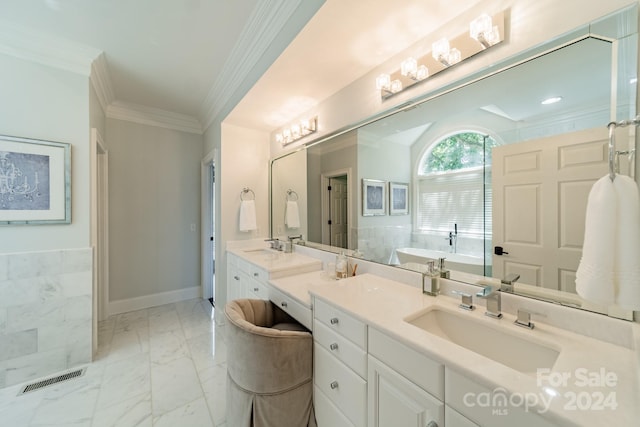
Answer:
[225, 299, 316, 427]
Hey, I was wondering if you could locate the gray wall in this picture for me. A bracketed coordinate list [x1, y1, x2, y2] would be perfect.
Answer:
[107, 118, 203, 302]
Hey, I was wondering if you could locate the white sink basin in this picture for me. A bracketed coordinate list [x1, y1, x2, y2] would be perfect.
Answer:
[242, 248, 279, 256]
[405, 307, 560, 375]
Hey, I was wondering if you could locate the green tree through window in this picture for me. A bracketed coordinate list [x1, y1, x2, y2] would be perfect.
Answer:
[421, 132, 497, 174]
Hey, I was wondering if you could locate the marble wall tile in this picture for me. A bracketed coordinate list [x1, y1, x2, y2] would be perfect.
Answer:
[62, 249, 93, 274]
[61, 271, 92, 298]
[6, 299, 66, 333]
[0, 277, 40, 309]
[0, 256, 7, 281]
[0, 308, 6, 334]
[8, 250, 63, 280]
[4, 348, 67, 386]
[0, 329, 37, 361]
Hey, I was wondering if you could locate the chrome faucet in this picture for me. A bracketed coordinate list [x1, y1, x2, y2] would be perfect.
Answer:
[476, 285, 502, 319]
[284, 235, 303, 253]
[500, 273, 520, 292]
[264, 238, 281, 250]
[451, 290, 475, 311]
[444, 223, 458, 253]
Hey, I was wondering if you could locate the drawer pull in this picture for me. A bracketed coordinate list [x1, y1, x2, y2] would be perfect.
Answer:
[233, 276, 240, 280]
[330, 317, 339, 325]
[281, 301, 288, 308]
[253, 272, 259, 277]
[427, 422, 438, 427]
[253, 287, 259, 292]
[329, 343, 339, 351]
[330, 381, 338, 390]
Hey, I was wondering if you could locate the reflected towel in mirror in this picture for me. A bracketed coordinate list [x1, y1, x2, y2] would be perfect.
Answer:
[576, 175, 640, 309]
[239, 200, 257, 232]
[285, 200, 300, 228]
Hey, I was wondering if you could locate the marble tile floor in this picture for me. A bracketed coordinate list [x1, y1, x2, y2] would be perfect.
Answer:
[0, 298, 228, 427]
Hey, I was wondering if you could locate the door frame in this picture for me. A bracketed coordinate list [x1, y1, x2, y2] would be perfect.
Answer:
[90, 128, 109, 354]
[321, 168, 352, 249]
[201, 149, 216, 301]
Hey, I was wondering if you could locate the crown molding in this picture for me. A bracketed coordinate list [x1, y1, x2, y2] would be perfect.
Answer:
[90, 53, 116, 112]
[200, 0, 303, 130]
[107, 101, 203, 134]
[0, 20, 100, 76]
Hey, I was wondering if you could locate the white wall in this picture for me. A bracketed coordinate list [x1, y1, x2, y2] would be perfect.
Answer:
[271, 149, 307, 239]
[107, 118, 203, 306]
[0, 53, 90, 252]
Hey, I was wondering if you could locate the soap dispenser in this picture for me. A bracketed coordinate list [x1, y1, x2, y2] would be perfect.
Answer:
[335, 251, 348, 279]
[438, 257, 450, 279]
[422, 260, 440, 296]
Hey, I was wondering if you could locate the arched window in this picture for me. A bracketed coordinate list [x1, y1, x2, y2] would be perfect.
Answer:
[416, 131, 497, 237]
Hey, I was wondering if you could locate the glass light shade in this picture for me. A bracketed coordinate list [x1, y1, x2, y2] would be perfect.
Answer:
[485, 26, 500, 45]
[448, 48, 462, 65]
[390, 79, 403, 93]
[376, 73, 391, 90]
[275, 133, 284, 144]
[416, 65, 429, 80]
[282, 128, 292, 142]
[470, 14, 493, 41]
[291, 124, 301, 139]
[432, 38, 450, 61]
[400, 57, 418, 77]
[300, 119, 310, 134]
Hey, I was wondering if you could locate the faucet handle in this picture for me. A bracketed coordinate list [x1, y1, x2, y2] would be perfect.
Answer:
[514, 308, 545, 330]
[475, 285, 495, 298]
[451, 290, 475, 311]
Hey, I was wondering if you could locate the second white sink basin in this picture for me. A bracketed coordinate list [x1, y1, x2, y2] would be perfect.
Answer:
[405, 307, 560, 375]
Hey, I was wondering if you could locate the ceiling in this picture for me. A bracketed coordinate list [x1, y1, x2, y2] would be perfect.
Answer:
[5, 0, 567, 135]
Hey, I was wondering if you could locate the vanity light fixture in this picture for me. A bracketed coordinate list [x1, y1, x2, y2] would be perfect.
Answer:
[374, 11, 506, 100]
[541, 96, 563, 105]
[470, 14, 501, 49]
[275, 116, 318, 146]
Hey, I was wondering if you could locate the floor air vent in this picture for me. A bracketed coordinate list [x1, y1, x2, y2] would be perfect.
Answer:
[19, 368, 86, 395]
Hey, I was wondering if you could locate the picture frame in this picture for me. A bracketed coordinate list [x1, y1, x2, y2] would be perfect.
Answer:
[0, 135, 71, 225]
[389, 182, 409, 215]
[362, 178, 386, 216]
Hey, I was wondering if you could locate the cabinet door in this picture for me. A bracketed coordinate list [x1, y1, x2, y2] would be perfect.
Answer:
[445, 405, 479, 427]
[368, 356, 443, 427]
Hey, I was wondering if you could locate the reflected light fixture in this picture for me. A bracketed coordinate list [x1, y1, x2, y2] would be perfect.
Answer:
[374, 11, 505, 100]
[541, 96, 563, 105]
[275, 116, 318, 146]
[470, 14, 501, 48]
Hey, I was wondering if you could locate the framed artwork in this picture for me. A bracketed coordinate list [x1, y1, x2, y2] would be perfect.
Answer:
[0, 135, 71, 225]
[362, 178, 386, 216]
[389, 182, 409, 215]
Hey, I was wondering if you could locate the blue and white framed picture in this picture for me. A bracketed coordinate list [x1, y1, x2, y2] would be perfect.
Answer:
[0, 135, 71, 225]
[362, 178, 386, 216]
[389, 182, 409, 215]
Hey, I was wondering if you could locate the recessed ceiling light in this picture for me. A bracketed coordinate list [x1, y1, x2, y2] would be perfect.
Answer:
[541, 96, 563, 105]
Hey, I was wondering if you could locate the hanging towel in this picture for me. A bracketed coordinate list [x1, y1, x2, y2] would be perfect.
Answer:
[239, 200, 257, 232]
[285, 200, 300, 229]
[575, 176, 617, 305]
[613, 175, 640, 310]
[576, 175, 640, 310]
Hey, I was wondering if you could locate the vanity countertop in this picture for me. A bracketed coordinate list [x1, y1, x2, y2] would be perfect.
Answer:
[227, 246, 322, 277]
[308, 273, 640, 427]
[267, 270, 336, 308]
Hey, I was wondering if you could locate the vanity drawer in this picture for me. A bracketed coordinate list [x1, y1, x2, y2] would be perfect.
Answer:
[244, 273, 269, 300]
[368, 327, 444, 401]
[314, 385, 355, 427]
[315, 346, 367, 427]
[314, 298, 367, 349]
[237, 258, 269, 283]
[269, 285, 312, 330]
[313, 319, 367, 378]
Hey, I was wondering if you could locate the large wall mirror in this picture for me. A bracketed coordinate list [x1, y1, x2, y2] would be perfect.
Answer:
[271, 6, 638, 319]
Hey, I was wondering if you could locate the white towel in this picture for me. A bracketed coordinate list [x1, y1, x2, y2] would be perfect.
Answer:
[285, 200, 300, 229]
[613, 175, 640, 310]
[576, 175, 640, 309]
[239, 200, 257, 232]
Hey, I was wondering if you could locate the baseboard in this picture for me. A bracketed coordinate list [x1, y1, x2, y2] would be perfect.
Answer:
[108, 286, 201, 316]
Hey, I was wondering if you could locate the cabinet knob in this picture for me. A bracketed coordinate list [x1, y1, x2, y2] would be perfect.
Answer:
[253, 287, 259, 292]
[329, 343, 339, 351]
[330, 317, 339, 325]
[253, 272, 259, 277]
[330, 381, 338, 390]
[427, 422, 438, 427]
[234, 276, 240, 281]
[281, 301, 288, 308]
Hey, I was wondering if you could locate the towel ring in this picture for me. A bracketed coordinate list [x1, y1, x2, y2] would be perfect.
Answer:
[286, 189, 299, 201]
[607, 118, 639, 181]
[240, 187, 255, 201]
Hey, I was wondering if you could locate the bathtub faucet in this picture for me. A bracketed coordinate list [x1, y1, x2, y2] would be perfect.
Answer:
[445, 223, 458, 253]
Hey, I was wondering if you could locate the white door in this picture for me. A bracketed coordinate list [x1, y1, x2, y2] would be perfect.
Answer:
[329, 176, 348, 248]
[368, 355, 444, 427]
[492, 127, 608, 292]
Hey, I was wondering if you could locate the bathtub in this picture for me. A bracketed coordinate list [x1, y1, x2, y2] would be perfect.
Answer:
[393, 247, 485, 276]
